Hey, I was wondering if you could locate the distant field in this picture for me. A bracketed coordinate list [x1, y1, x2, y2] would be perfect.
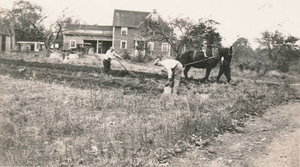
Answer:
[1, 52, 297, 84]
[0, 52, 299, 166]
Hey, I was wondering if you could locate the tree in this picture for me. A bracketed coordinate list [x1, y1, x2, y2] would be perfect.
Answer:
[140, 16, 194, 56]
[31, 12, 65, 51]
[232, 37, 256, 60]
[187, 19, 222, 49]
[0, 0, 46, 47]
[140, 16, 222, 56]
[256, 30, 300, 72]
[231, 37, 260, 71]
[256, 30, 299, 62]
[1, 0, 74, 53]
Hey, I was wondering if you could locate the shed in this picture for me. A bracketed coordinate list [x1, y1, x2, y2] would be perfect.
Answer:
[0, 24, 12, 52]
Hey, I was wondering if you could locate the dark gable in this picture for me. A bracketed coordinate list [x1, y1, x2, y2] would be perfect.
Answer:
[113, 9, 151, 28]
[0, 24, 11, 36]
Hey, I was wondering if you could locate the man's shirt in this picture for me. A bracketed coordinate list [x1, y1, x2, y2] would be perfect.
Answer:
[104, 50, 117, 60]
[160, 59, 182, 79]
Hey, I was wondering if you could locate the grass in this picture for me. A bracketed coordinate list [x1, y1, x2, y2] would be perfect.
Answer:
[0, 52, 299, 166]
[0, 69, 297, 166]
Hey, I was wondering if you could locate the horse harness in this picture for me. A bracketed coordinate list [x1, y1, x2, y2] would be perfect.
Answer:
[183, 56, 216, 66]
[183, 50, 217, 66]
[193, 51, 197, 62]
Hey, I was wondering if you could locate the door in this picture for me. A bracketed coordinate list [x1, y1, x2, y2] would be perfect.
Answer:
[102, 41, 113, 53]
[83, 40, 97, 53]
[30, 44, 34, 51]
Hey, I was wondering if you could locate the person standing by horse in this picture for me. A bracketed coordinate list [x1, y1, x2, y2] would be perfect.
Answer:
[154, 58, 183, 95]
[103, 46, 124, 74]
[201, 40, 208, 58]
[216, 46, 233, 83]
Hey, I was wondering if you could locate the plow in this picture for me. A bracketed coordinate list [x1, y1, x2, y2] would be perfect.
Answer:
[115, 59, 138, 77]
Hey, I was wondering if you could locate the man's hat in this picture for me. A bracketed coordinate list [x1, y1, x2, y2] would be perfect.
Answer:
[110, 46, 115, 50]
[154, 58, 160, 65]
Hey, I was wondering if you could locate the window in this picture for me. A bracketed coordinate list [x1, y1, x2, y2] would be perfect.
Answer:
[51, 43, 59, 49]
[152, 13, 158, 21]
[148, 42, 154, 51]
[120, 40, 127, 49]
[148, 30, 154, 36]
[134, 40, 145, 52]
[161, 43, 169, 51]
[70, 40, 76, 48]
[121, 27, 128, 36]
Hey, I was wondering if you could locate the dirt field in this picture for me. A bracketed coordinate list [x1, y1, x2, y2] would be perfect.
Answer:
[0, 57, 168, 94]
[0, 54, 299, 166]
[0, 56, 229, 95]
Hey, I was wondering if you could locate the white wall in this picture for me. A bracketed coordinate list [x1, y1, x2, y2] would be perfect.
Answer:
[6, 36, 11, 52]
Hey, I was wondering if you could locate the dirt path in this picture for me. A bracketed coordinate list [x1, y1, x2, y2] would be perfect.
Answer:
[169, 85, 300, 167]
[248, 100, 300, 167]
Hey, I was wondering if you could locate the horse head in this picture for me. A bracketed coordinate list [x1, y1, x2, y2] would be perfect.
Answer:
[220, 46, 233, 65]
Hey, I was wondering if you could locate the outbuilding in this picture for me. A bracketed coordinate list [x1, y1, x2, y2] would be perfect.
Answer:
[0, 24, 12, 52]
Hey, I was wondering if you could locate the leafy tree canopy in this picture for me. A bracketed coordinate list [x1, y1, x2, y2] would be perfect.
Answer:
[187, 19, 222, 50]
[1, 0, 75, 51]
[139, 16, 222, 56]
[256, 30, 300, 72]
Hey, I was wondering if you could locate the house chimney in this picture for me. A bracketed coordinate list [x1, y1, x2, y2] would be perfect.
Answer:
[153, 9, 157, 13]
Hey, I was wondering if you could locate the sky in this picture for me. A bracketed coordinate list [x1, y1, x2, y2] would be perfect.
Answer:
[1, 0, 300, 49]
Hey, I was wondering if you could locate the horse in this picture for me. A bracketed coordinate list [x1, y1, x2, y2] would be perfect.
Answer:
[176, 46, 233, 83]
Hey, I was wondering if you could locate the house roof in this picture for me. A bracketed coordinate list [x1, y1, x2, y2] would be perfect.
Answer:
[17, 41, 44, 44]
[0, 24, 11, 36]
[113, 9, 151, 28]
[63, 24, 113, 37]
[64, 30, 113, 37]
[64, 24, 113, 31]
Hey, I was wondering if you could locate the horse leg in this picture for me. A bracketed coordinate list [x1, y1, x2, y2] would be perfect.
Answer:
[201, 67, 211, 83]
[183, 65, 191, 79]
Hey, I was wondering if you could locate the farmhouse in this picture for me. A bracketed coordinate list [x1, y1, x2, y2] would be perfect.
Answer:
[0, 24, 12, 52]
[63, 9, 172, 57]
[112, 9, 171, 57]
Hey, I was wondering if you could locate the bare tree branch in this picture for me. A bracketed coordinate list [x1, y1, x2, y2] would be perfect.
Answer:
[50, 22, 62, 46]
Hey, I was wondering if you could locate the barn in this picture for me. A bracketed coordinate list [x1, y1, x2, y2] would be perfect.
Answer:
[63, 24, 113, 54]
[17, 41, 45, 52]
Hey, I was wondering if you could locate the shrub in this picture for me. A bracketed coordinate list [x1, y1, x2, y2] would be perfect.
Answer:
[120, 50, 131, 60]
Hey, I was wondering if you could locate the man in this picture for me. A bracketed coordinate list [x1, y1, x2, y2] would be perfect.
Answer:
[154, 58, 183, 94]
[202, 43, 207, 58]
[202, 40, 208, 58]
[103, 46, 124, 73]
[216, 47, 233, 83]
